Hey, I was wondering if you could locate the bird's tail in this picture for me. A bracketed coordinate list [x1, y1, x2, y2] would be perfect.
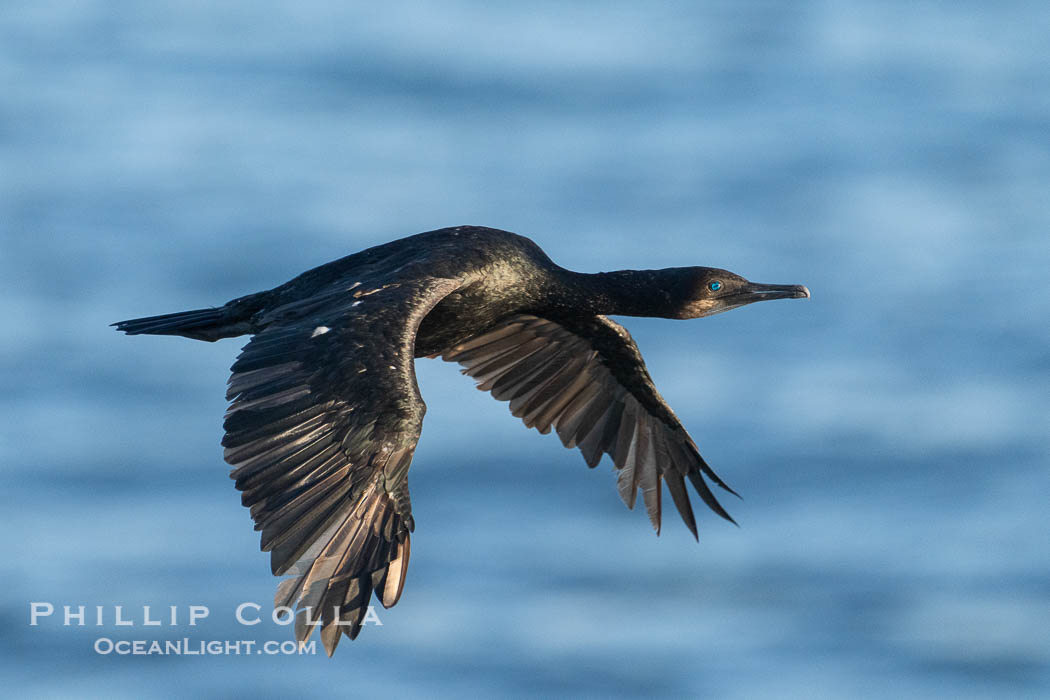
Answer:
[112, 307, 249, 342]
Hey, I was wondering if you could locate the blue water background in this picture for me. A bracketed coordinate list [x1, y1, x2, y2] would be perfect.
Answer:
[2, 1, 1048, 697]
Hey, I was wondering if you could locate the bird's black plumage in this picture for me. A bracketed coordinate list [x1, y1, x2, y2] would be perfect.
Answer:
[113, 225, 809, 655]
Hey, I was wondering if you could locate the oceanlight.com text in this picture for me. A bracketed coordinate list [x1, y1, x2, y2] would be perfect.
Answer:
[93, 638, 317, 655]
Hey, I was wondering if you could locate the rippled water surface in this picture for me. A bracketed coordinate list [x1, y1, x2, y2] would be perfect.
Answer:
[3, 1, 1048, 697]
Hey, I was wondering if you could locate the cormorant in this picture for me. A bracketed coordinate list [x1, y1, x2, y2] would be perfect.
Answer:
[113, 225, 809, 655]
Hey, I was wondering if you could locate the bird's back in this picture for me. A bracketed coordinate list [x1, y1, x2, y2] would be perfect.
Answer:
[270, 225, 554, 306]
[259, 226, 564, 356]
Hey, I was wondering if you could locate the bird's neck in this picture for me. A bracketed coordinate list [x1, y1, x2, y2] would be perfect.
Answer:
[557, 269, 682, 318]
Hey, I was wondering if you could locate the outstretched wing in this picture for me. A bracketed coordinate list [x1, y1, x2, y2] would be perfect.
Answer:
[442, 314, 738, 538]
[223, 276, 460, 655]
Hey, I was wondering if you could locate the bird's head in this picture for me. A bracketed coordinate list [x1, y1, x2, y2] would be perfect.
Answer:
[671, 267, 810, 319]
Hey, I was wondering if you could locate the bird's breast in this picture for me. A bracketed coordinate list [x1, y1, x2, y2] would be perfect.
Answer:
[414, 264, 550, 358]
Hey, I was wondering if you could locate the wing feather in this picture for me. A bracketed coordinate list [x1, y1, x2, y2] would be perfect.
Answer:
[443, 314, 736, 538]
[223, 274, 461, 655]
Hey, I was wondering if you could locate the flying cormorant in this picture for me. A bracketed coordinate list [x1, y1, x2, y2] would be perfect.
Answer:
[114, 225, 809, 655]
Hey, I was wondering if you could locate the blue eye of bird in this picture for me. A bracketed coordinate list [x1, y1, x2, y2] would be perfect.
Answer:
[708, 281, 722, 292]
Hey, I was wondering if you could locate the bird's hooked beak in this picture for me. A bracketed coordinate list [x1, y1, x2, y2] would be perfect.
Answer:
[676, 272, 811, 319]
[736, 281, 811, 302]
[704, 281, 810, 317]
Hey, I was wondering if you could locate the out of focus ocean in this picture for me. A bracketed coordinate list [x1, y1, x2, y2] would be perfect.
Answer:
[2, 1, 1047, 697]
